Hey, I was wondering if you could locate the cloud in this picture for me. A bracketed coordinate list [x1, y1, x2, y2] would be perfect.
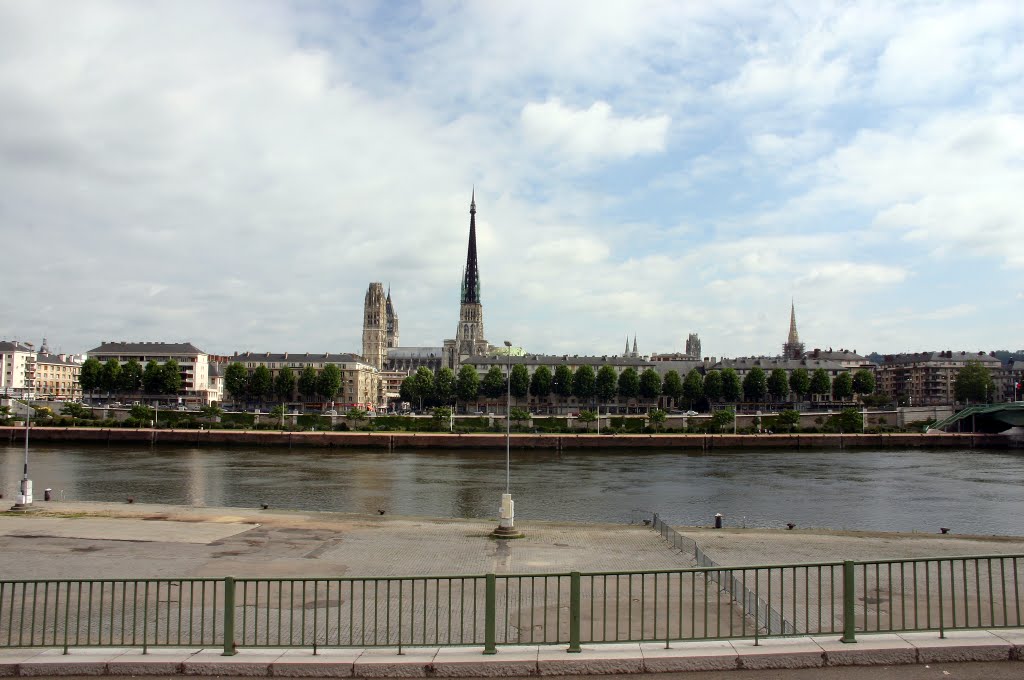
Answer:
[520, 99, 669, 165]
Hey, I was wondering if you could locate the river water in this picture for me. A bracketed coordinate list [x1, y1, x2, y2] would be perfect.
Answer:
[2, 444, 1022, 536]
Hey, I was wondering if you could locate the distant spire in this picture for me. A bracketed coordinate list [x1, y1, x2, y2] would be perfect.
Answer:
[632, 335, 638, 355]
[788, 300, 799, 345]
[625, 337, 630, 355]
[461, 190, 481, 304]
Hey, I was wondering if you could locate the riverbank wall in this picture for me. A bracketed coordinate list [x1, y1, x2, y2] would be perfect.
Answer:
[1, 426, 1012, 449]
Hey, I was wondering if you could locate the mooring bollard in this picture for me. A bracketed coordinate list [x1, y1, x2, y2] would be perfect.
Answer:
[44, 488, 52, 501]
[714, 513, 723, 529]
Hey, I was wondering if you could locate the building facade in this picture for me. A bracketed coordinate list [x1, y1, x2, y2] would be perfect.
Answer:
[444, 192, 490, 368]
[0, 341, 36, 397]
[875, 351, 1003, 406]
[361, 283, 399, 370]
[85, 341, 214, 404]
[34, 352, 82, 400]
[685, 333, 702, 360]
[230, 351, 380, 409]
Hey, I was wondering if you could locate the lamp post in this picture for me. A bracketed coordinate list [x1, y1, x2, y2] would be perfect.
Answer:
[493, 340, 523, 538]
[11, 402, 33, 511]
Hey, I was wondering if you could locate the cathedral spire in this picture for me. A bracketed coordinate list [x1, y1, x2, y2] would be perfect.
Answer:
[782, 300, 805, 359]
[461, 190, 481, 304]
[788, 299, 799, 345]
[632, 335, 638, 355]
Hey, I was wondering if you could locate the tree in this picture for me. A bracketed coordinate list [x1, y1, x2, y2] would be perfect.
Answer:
[648, 408, 667, 432]
[662, 370, 683, 406]
[703, 370, 723, 403]
[317, 365, 342, 405]
[824, 408, 863, 433]
[129, 403, 154, 423]
[412, 366, 437, 407]
[742, 366, 767, 402]
[269, 404, 286, 426]
[617, 367, 640, 401]
[274, 366, 296, 403]
[954, 361, 995, 403]
[101, 359, 122, 395]
[572, 365, 596, 402]
[577, 409, 597, 431]
[119, 359, 143, 394]
[810, 368, 832, 399]
[200, 404, 223, 419]
[553, 365, 574, 399]
[852, 369, 876, 396]
[143, 359, 165, 395]
[529, 365, 552, 402]
[509, 407, 530, 423]
[596, 365, 618, 405]
[832, 372, 854, 401]
[80, 358, 102, 400]
[162, 359, 182, 395]
[481, 365, 506, 400]
[61, 402, 88, 419]
[456, 364, 480, 404]
[509, 365, 530, 403]
[767, 368, 789, 402]
[249, 365, 273, 404]
[789, 368, 810, 400]
[434, 367, 457, 405]
[639, 369, 662, 404]
[431, 406, 452, 429]
[721, 368, 742, 403]
[224, 362, 248, 402]
[682, 369, 704, 408]
[399, 374, 417, 405]
[708, 409, 734, 433]
[298, 366, 319, 401]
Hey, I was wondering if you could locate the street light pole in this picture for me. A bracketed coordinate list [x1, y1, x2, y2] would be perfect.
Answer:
[12, 402, 33, 510]
[492, 340, 523, 538]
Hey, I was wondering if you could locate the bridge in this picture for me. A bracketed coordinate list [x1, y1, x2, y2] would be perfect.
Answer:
[929, 402, 1024, 433]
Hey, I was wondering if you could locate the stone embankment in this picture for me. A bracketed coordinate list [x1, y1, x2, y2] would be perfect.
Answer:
[0, 426, 1010, 449]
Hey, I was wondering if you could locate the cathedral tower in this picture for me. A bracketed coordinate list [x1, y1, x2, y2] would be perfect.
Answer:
[385, 286, 399, 349]
[444, 191, 490, 368]
[782, 301, 805, 359]
[362, 282, 388, 369]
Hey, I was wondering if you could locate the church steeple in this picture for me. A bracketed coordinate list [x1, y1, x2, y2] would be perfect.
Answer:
[788, 300, 799, 345]
[782, 300, 805, 359]
[461, 190, 480, 304]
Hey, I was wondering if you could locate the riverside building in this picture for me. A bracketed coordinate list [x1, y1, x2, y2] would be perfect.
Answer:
[85, 341, 215, 405]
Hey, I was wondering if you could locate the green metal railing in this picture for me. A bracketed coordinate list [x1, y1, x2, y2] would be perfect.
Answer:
[2, 556, 1021, 653]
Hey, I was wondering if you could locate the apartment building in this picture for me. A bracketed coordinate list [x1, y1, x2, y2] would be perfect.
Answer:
[0, 341, 36, 398]
[875, 351, 1002, 406]
[85, 341, 214, 404]
[229, 352, 380, 409]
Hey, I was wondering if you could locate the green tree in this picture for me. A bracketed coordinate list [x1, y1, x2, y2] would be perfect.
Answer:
[577, 409, 597, 431]
[661, 370, 683, 406]
[119, 359, 143, 394]
[833, 372, 854, 401]
[434, 367, 457, 405]
[101, 359, 122, 395]
[130, 403, 154, 423]
[509, 364, 530, 403]
[954, 361, 995, 403]
[143, 359, 164, 395]
[682, 368, 704, 408]
[824, 408, 863, 433]
[617, 367, 640, 401]
[789, 368, 810, 400]
[639, 369, 662, 404]
[509, 406, 530, 423]
[595, 365, 618, 405]
[810, 368, 832, 399]
[852, 369, 876, 396]
[481, 365, 506, 400]
[80, 357, 102, 399]
[61, 402, 88, 419]
[399, 375, 416, 405]
[317, 365, 342, 405]
[269, 404, 286, 427]
[162, 359, 182, 395]
[572, 365, 596, 402]
[456, 364, 480, 404]
[224, 362, 248, 402]
[648, 408, 667, 432]
[529, 365, 552, 402]
[431, 406, 452, 429]
[298, 366, 319, 401]
[773, 409, 800, 432]
[200, 404, 223, 419]
[721, 368, 741, 402]
[249, 365, 273, 404]
[742, 366, 767, 402]
[553, 365, 574, 399]
[274, 366, 296, 403]
[703, 370, 723, 403]
[767, 368, 789, 402]
[708, 409, 734, 433]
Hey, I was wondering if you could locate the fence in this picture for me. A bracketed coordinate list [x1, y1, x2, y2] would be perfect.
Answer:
[2, 552, 1021, 654]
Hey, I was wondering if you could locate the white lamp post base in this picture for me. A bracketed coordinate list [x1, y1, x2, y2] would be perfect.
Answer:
[10, 478, 36, 511]
[491, 493, 524, 538]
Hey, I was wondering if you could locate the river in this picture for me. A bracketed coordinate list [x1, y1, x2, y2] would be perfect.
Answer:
[2, 444, 1022, 536]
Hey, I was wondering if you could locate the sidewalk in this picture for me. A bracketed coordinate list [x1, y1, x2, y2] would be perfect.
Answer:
[0, 629, 1021, 676]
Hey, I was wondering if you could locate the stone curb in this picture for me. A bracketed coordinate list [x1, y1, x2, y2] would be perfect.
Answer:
[2, 630, 1023, 676]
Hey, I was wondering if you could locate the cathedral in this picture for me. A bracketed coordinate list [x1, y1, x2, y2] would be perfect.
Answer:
[361, 282, 399, 370]
[443, 191, 490, 368]
[781, 301, 805, 359]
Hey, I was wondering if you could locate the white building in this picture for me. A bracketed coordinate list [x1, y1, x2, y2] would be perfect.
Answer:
[85, 341, 214, 404]
[0, 341, 36, 398]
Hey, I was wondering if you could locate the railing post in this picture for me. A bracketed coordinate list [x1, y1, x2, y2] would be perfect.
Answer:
[483, 574, 497, 655]
[568, 572, 581, 653]
[841, 561, 856, 643]
[937, 560, 945, 639]
[222, 577, 237, 656]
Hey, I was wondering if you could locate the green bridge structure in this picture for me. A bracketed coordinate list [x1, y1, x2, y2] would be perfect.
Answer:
[929, 402, 1024, 433]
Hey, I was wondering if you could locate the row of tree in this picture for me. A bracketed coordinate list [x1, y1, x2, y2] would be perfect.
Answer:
[399, 364, 879, 410]
[223, 363, 343, 405]
[79, 358, 183, 397]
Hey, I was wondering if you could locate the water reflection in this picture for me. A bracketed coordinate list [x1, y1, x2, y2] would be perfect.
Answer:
[1, 444, 1022, 535]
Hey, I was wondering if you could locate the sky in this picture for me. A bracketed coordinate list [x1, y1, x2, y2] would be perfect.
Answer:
[1, 0, 1022, 359]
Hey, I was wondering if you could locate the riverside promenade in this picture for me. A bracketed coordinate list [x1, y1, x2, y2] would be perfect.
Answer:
[1, 502, 1023, 676]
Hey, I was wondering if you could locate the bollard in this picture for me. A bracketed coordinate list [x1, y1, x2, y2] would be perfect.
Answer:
[714, 513, 723, 529]
[44, 488, 52, 501]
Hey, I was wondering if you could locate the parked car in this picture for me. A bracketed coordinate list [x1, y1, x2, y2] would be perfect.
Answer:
[685, 410, 699, 416]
